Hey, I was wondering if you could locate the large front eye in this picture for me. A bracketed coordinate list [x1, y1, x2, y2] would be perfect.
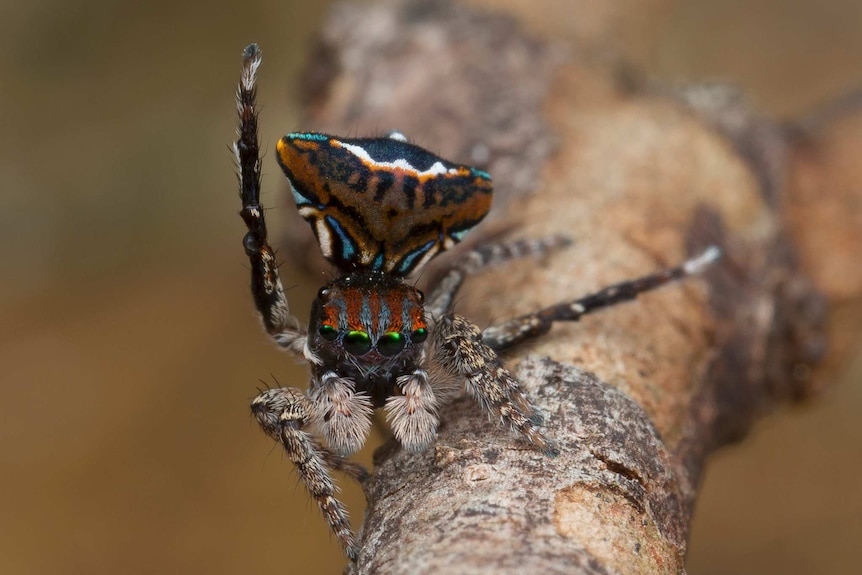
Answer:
[377, 332, 405, 356]
[344, 330, 372, 355]
[411, 327, 428, 343]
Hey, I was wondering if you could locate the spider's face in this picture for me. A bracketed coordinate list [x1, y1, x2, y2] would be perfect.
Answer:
[308, 271, 428, 375]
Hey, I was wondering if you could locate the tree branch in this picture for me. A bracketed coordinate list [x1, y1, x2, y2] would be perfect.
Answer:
[280, 1, 858, 572]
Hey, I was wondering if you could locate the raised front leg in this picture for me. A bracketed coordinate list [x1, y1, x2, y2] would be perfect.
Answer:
[482, 246, 721, 352]
[251, 386, 367, 559]
[234, 44, 305, 354]
[430, 314, 559, 457]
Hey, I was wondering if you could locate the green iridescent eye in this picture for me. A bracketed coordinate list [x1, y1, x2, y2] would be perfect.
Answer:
[377, 332, 405, 356]
[318, 324, 338, 341]
[412, 327, 428, 343]
[344, 330, 372, 355]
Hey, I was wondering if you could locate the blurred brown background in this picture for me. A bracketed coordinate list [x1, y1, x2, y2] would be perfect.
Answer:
[1, 0, 859, 573]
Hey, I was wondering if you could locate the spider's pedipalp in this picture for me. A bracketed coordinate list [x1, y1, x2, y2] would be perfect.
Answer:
[251, 386, 366, 559]
[482, 245, 722, 352]
[385, 369, 440, 452]
[309, 372, 373, 456]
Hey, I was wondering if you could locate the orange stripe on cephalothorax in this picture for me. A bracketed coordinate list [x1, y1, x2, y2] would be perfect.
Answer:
[343, 286, 366, 332]
[321, 305, 340, 330]
[409, 302, 426, 333]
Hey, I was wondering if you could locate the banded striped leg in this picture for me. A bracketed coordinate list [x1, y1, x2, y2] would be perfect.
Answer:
[235, 44, 305, 354]
[431, 314, 559, 456]
[426, 236, 572, 318]
[252, 387, 368, 560]
[483, 246, 722, 352]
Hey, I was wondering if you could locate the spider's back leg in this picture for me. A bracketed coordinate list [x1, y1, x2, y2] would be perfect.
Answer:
[482, 246, 721, 352]
[426, 236, 571, 318]
[234, 44, 305, 353]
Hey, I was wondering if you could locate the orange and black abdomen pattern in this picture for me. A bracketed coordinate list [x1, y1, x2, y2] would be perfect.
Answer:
[277, 133, 493, 276]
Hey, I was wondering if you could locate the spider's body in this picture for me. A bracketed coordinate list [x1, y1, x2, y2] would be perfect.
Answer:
[234, 44, 720, 560]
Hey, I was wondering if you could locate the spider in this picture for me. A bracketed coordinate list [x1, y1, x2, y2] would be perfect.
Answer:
[233, 44, 719, 560]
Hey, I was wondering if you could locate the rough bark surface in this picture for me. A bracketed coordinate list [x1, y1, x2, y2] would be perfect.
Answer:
[282, 1, 859, 573]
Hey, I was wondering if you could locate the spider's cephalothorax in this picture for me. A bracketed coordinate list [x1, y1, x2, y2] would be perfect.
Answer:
[234, 44, 720, 560]
[309, 271, 428, 406]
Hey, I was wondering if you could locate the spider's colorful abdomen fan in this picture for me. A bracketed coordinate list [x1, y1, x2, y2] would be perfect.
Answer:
[277, 132, 493, 276]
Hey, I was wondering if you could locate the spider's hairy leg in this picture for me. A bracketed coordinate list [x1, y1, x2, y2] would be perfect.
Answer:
[431, 314, 559, 456]
[251, 386, 367, 560]
[234, 44, 305, 352]
[426, 236, 572, 318]
[483, 245, 722, 352]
